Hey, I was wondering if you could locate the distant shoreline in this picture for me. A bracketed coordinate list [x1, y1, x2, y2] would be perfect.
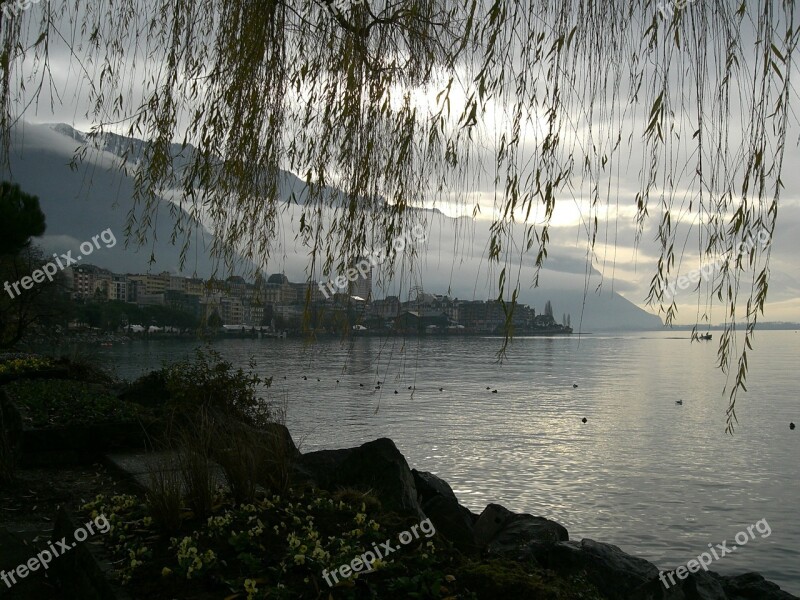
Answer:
[17, 324, 798, 350]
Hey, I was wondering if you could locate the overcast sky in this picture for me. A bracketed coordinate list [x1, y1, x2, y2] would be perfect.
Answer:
[5, 1, 800, 325]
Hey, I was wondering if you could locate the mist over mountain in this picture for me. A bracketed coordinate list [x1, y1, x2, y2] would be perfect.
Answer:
[5, 123, 220, 276]
[3, 122, 662, 331]
[519, 288, 663, 332]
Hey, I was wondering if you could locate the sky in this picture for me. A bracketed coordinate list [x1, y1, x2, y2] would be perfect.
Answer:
[4, 1, 800, 326]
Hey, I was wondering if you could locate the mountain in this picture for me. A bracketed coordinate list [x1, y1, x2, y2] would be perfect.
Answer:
[2, 123, 367, 278]
[2, 122, 663, 330]
[4, 122, 223, 276]
[49, 123, 351, 208]
[518, 287, 663, 332]
[0, 122, 435, 277]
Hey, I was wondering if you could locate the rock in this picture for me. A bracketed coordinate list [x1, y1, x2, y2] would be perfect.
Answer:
[260, 423, 301, 460]
[546, 538, 660, 599]
[410, 470, 479, 554]
[473, 503, 516, 546]
[715, 572, 798, 600]
[642, 568, 800, 600]
[473, 503, 569, 562]
[422, 496, 478, 556]
[412, 469, 459, 504]
[296, 447, 353, 484]
[299, 438, 423, 517]
[687, 571, 729, 600]
[633, 569, 728, 600]
[486, 515, 569, 559]
[423, 495, 480, 554]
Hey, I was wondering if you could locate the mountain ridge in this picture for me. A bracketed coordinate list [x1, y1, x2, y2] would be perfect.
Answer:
[2, 122, 662, 330]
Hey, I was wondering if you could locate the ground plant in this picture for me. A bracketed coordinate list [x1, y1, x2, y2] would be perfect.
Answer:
[4, 378, 141, 428]
[80, 486, 604, 599]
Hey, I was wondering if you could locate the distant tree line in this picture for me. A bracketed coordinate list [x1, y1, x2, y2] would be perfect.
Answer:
[71, 300, 200, 332]
[0, 182, 61, 348]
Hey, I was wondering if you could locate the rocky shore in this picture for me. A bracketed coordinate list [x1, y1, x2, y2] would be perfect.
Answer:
[295, 435, 797, 600]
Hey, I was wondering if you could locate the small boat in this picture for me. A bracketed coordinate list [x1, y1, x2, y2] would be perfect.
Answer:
[699, 333, 712, 340]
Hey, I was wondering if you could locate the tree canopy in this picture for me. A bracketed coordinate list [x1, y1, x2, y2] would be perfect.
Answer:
[1, 1, 797, 431]
[0, 181, 46, 255]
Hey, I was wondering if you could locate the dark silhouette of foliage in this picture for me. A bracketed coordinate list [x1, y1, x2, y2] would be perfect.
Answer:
[0, 181, 45, 256]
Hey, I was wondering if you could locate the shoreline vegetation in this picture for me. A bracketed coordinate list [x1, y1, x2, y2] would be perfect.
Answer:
[0, 351, 797, 600]
[16, 321, 800, 349]
[20, 326, 576, 346]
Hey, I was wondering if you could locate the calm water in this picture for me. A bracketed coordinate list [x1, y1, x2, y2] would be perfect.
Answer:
[83, 331, 799, 594]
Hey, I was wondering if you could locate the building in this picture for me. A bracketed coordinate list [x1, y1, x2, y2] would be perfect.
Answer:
[457, 300, 506, 333]
[293, 280, 328, 305]
[168, 274, 187, 293]
[128, 271, 171, 297]
[226, 275, 249, 298]
[220, 296, 244, 325]
[185, 277, 205, 297]
[70, 264, 112, 299]
[110, 274, 130, 302]
[242, 299, 265, 326]
[262, 273, 292, 304]
[165, 289, 202, 318]
[369, 296, 401, 320]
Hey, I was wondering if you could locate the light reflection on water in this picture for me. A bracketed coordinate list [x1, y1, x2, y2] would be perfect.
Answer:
[88, 331, 799, 594]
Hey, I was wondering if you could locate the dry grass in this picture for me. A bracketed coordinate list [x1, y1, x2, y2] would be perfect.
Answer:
[213, 419, 260, 504]
[175, 408, 217, 520]
[144, 453, 183, 534]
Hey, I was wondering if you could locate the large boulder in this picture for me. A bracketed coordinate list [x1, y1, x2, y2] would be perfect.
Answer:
[546, 538, 660, 599]
[714, 572, 798, 600]
[626, 568, 799, 600]
[412, 469, 479, 554]
[684, 571, 730, 600]
[623, 568, 728, 600]
[296, 447, 353, 482]
[259, 423, 301, 460]
[299, 438, 423, 516]
[473, 503, 569, 561]
[413, 469, 460, 504]
[473, 503, 516, 546]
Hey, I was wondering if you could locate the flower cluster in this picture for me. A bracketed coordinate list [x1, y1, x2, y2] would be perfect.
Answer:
[172, 535, 217, 579]
[77, 486, 412, 598]
[81, 494, 151, 584]
[0, 356, 52, 374]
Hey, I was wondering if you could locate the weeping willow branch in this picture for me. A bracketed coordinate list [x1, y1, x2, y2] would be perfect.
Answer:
[1, 0, 797, 433]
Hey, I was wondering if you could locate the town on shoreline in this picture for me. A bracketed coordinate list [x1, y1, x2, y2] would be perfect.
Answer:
[43, 263, 574, 338]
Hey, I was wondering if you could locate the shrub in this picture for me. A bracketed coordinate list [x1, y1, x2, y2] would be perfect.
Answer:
[162, 347, 273, 427]
[118, 369, 170, 408]
[55, 353, 117, 386]
[4, 379, 140, 428]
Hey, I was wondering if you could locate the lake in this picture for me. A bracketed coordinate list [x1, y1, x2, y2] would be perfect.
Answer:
[82, 330, 800, 594]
